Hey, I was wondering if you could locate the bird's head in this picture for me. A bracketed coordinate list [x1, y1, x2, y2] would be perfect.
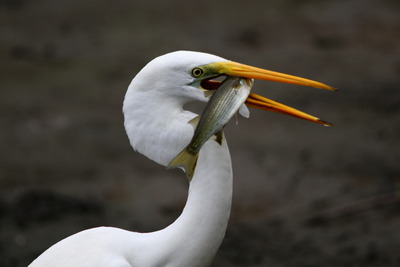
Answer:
[124, 51, 335, 166]
[134, 50, 335, 125]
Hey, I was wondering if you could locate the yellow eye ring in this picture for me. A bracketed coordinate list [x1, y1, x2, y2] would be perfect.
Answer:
[191, 67, 204, 77]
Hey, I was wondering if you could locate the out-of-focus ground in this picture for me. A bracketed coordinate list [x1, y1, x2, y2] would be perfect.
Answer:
[1, 0, 399, 266]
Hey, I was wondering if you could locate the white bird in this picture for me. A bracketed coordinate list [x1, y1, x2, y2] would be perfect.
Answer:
[29, 51, 334, 267]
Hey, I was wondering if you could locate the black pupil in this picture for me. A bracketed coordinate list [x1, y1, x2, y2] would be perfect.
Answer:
[194, 69, 202, 76]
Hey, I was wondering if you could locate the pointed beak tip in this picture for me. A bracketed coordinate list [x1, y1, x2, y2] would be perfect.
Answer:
[319, 119, 334, 127]
[327, 86, 338, 92]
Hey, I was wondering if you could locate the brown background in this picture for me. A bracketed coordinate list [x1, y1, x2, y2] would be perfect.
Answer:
[1, 0, 399, 266]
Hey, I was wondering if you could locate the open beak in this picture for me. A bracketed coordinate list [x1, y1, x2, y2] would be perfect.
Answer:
[207, 61, 336, 126]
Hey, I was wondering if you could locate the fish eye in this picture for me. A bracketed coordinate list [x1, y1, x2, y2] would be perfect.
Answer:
[191, 67, 204, 77]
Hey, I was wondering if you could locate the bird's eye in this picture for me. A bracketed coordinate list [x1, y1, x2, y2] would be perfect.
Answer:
[191, 67, 204, 77]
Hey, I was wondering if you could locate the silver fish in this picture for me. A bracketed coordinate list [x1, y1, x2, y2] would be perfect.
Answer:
[168, 77, 254, 179]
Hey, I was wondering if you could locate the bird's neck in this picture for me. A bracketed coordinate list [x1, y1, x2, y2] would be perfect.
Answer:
[141, 139, 233, 266]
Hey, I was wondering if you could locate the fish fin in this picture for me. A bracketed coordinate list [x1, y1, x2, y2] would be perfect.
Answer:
[239, 104, 250, 118]
[203, 90, 216, 98]
[188, 116, 200, 130]
[214, 130, 224, 145]
[167, 148, 199, 181]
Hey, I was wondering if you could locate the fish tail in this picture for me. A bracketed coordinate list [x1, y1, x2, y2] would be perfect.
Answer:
[168, 148, 199, 181]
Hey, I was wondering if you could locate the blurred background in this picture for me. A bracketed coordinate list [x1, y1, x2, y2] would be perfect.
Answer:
[1, 0, 399, 266]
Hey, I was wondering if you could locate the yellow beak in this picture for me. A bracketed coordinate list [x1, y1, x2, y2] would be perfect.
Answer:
[208, 61, 336, 126]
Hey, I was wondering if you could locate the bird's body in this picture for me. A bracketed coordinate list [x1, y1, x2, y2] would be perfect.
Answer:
[30, 139, 232, 267]
[29, 51, 333, 266]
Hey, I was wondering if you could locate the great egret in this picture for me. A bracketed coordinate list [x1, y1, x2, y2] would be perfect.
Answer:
[29, 51, 334, 267]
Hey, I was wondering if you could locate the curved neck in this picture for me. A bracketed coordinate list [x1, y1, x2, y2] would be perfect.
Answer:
[133, 139, 233, 267]
[170, 138, 233, 264]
